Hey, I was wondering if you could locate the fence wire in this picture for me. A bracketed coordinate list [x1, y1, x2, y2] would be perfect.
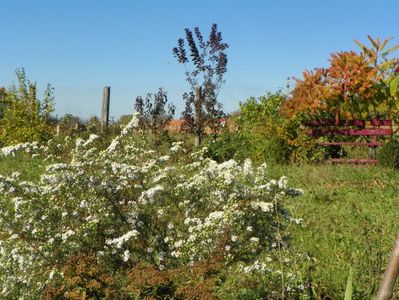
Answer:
[50, 84, 282, 121]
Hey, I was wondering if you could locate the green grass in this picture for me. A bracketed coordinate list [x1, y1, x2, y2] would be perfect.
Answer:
[1, 153, 398, 298]
[269, 164, 399, 298]
[0, 153, 48, 181]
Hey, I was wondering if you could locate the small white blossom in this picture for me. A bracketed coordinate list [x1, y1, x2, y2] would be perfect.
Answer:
[250, 201, 273, 212]
[106, 230, 138, 248]
[158, 155, 170, 162]
[250, 237, 259, 243]
[61, 230, 75, 241]
[123, 250, 130, 262]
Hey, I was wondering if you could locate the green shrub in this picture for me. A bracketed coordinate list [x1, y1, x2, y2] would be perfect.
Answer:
[235, 92, 325, 164]
[0, 68, 55, 146]
[261, 136, 292, 164]
[204, 132, 252, 163]
[379, 139, 399, 168]
[323, 145, 347, 159]
[56, 113, 85, 137]
[0, 115, 304, 298]
[205, 92, 297, 164]
[214, 250, 309, 299]
[204, 133, 293, 165]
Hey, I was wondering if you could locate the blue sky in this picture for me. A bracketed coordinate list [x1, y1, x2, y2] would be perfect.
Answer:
[1, 0, 398, 119]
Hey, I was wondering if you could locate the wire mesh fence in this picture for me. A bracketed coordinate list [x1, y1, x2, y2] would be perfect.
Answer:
[52, 84, 282, 121]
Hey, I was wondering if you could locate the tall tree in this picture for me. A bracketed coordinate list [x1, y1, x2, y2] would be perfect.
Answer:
[173, 23, 228, 145]
[134, 88, 175, 136]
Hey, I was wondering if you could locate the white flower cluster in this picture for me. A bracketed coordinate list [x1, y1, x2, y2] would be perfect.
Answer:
[0, 141, 39, 156]
[0, 114, 303, 298]
[121, 113, 140, 136]
[170, 141, 184, 154]
[105, 230, 138, 248]
[83, 134, 99, 147]
[250, 201, 274, 212]
[236, 257, 273, 274]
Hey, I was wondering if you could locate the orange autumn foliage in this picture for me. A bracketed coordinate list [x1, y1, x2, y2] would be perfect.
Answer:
[283, 36, 398, 122]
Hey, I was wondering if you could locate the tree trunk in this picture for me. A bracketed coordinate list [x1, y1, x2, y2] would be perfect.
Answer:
[376, 233, 399, 300]
[194, 86, 204, 147]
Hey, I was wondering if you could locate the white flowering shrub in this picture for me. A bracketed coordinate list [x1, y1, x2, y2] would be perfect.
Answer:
[0, 114, 304, 299]
[0, 141, 40, 156]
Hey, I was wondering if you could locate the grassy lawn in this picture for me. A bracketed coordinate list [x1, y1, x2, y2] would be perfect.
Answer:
[270, 164, 399, 298]
[0, 153, 48, 181]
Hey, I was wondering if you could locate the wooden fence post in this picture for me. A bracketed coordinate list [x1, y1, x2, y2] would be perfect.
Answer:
[376, 233, 399, 300]
[369, 136, 377, 159]
[101, 86, 110, 134]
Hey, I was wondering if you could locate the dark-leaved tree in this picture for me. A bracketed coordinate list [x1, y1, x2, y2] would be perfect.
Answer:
[173, 23, 228, 145]
[134, 88, 175, 136]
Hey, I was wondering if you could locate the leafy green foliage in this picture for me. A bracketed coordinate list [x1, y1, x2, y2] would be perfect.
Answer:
[0, 68, 55, 146]
[391, 76, 399, 99]
[85, 115, 101, 134]
[236, 91, 286, 135]
[233, 91, 293, 163]
[56, 113, 84, 136]
[203, 132, 252, 163]
[214, 256, 305, 300]
[263, 136, 292, 164]
[232, 91, 322, 163]
[378, 139, 399, 168]
[117, 114, 133, 127]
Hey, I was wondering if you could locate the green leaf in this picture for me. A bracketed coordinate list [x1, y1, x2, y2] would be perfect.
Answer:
[390, 77, 399, 98]
[382, 44, 399, 56]
[378, 38, 389, 52]
[379, 59, 395, 71]
[344, 266, 353, 300]
[354, 39, 367, 52]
